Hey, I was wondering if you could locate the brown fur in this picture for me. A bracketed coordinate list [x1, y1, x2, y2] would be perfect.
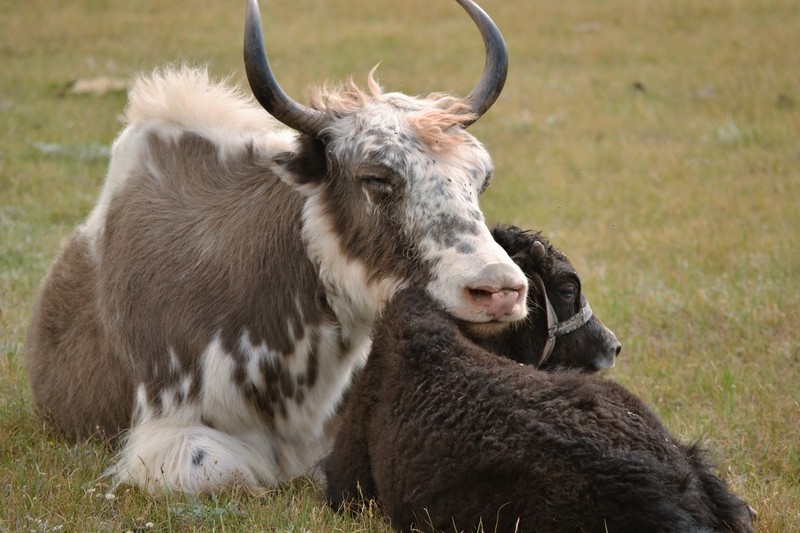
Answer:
[26, 233, 133, 440]
[26, 130, 339, 437]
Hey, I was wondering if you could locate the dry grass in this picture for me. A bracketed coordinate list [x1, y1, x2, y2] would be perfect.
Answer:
[1, 0, 798, 531]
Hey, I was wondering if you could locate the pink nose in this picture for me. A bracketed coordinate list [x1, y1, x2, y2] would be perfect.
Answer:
[469, 287, 524, 319]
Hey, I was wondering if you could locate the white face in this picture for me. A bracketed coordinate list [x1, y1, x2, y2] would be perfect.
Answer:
[319, 91, 529, 326]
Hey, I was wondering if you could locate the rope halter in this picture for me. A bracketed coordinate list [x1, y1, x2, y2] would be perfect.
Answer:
[529, 273, 593, 367]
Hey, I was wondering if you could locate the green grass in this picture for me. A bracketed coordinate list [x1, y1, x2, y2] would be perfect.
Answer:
[2, 0, 799, 530]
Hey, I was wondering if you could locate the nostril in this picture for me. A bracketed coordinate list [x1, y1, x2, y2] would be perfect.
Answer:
[467, 286, 522, 320]
[614, 344, 622, 357]
[468, 287, 495, 305]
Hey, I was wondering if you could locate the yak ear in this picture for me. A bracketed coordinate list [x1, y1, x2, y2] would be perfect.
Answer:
[531, 241, 547, 259]
[273, 134, 328, 187]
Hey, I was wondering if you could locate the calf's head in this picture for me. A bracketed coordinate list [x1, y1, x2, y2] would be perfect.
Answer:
[479, 227, 621, 371]
[243, 0, 527, 327]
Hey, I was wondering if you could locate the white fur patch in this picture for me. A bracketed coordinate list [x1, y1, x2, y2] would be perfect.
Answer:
[108, 418, 272, 494]
[80, 126, 148, 255]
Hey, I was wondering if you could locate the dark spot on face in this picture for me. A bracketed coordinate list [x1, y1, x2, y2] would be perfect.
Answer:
[427, 215, 480, 249]
[456, 241, 476, 254]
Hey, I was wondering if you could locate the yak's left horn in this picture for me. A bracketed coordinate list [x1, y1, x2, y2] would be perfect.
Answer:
[456, 0, 509, 127]
[244, 0, 329, 137]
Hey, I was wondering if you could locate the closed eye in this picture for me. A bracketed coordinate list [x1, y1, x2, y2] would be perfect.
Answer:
[361, 176, 394, 195]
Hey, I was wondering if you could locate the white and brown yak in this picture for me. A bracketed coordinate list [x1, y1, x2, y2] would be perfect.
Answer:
[25, 0, 528, 494]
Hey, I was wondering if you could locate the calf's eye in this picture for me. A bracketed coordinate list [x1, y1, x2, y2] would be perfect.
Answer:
[559, 285, 577, 300]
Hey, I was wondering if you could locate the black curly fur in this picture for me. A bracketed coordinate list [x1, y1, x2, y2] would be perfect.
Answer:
[325, 228, 754, 533]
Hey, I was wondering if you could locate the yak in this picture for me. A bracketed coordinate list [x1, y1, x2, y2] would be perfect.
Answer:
[25, 0, 528, 494]
[326, 229, 754, 533]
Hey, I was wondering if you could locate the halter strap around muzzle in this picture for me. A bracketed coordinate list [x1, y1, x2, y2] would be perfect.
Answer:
[529, 273, 593, 367]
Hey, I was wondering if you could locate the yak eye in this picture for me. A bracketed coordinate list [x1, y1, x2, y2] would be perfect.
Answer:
[361, 175, 395, 196]
[558, 284, 577, 301]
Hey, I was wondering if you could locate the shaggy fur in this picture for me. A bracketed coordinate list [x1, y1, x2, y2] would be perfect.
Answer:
[325, 242, 754, 533]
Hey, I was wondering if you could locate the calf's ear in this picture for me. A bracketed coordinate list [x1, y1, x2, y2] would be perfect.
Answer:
[532, 241, 547, 259]
[273, 134, 328, 187]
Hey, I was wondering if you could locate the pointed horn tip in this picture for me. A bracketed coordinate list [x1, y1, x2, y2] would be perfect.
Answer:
[455, 0, 508, 125]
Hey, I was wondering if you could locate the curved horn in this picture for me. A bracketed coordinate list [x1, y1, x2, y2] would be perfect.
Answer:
[456, 0, 509, 127]
[244, 0, 328, 136]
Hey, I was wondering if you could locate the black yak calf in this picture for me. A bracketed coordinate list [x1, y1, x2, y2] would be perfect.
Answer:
[325, 230, 754, 533]
[479, 226, 620, 371]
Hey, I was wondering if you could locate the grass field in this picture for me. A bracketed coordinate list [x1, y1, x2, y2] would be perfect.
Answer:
[1, 0, 798, 531]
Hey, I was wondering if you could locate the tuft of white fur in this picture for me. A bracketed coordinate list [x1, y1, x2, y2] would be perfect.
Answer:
[108, 418, 270, 494]
[126, 65, 279, 135]
[123, 65, 297, 159]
